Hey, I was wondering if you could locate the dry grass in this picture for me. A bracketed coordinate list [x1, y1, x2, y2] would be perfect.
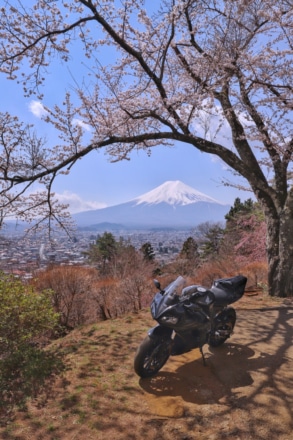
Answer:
[0, 312, 153, 440]
[0, 291, 292, 440]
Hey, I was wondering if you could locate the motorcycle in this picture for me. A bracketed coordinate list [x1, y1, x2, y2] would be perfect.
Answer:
[134, 274, 247, 378]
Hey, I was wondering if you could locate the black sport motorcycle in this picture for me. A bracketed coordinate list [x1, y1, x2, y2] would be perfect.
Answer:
[134, 274, 247, 378]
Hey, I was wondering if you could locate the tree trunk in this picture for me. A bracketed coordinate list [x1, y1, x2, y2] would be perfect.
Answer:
[267, 207, 293, 297]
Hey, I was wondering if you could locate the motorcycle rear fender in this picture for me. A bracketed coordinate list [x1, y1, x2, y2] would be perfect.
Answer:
[148, 325, 173, 340]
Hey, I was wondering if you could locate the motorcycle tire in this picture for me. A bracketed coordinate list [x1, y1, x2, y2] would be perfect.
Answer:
[209, 308, 236, 347]
[134, 335, 171, 378]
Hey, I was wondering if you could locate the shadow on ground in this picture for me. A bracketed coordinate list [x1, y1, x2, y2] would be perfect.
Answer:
[140, 307, 293, 439]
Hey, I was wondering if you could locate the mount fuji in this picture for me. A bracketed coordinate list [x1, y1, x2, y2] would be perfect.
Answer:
[73, 181, 231, 229]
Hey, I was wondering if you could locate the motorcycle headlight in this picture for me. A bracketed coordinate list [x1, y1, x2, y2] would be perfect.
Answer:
[160, 315, 178, 324]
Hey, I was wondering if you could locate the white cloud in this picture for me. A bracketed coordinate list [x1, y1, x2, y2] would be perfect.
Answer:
[28, 100, 48, 118]
[72, 118, 91, 131]
[54, 191, 107, 213]
[210, 153, 230, 170]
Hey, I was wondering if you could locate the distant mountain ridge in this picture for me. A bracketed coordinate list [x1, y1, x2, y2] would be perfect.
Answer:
[73, 180, 230, 229]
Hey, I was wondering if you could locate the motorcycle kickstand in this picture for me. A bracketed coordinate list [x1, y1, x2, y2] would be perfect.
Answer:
[200, 346, 206, 367]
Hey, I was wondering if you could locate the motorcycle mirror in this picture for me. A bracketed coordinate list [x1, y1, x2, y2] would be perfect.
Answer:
[153, 279, 161, 290]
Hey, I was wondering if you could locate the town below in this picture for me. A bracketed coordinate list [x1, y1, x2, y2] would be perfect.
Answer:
[0, 228, 193, 280]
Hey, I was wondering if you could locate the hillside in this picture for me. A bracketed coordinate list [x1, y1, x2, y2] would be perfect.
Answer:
[0, 293, 292, 440]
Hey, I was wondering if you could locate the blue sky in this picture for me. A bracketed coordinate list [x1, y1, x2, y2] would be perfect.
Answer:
[0, 28, 252, 214]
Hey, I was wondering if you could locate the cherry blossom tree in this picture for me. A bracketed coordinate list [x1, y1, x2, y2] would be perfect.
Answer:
[224, 199, 267, 265]
[0, 0, 293, 296]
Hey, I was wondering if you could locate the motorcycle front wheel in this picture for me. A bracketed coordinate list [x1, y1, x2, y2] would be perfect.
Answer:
[209, 308, 236, 347]
[134, 335, 171, 378]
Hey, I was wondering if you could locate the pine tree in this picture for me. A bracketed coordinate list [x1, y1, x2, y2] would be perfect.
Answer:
[180, 237, 199, 261]
[140, 242, 155, 262]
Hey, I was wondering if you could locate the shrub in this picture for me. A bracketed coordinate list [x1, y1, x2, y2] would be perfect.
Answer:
[34, 265, 98, 329]
[241, 261, 268, 290]
[0, 272, 59, 356]
[189, 258, 244, 288]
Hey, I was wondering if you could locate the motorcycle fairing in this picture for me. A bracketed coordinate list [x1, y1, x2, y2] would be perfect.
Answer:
[151, 291, 210, 331]
[150, 276, 186, 319]
[211, 275, 247, 305]
[147, 325, 207, 356]
[148, 324, 173, 340]
[151, 292, 180, 320]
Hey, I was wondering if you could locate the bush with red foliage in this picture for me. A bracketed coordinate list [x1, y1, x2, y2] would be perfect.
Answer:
[34, 260, 155, 329]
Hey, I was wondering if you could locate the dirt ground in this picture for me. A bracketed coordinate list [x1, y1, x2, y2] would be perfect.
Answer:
[1, 292, 292, 440]
[140, 295, 293, 440]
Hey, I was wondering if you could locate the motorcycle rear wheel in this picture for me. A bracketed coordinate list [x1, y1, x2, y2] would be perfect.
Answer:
[209, 308, 236, 347]
[134, 335, 171, 378]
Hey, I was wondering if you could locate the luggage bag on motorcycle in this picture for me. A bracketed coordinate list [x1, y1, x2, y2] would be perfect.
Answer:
[211, 275, 247, 305]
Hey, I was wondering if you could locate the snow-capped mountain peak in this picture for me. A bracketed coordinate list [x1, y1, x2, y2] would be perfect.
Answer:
[73, 180, 230, 228]
[132, 180, 224, 206]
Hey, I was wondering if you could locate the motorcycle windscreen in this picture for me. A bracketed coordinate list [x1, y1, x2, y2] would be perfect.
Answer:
[150, 292, 179, 319]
